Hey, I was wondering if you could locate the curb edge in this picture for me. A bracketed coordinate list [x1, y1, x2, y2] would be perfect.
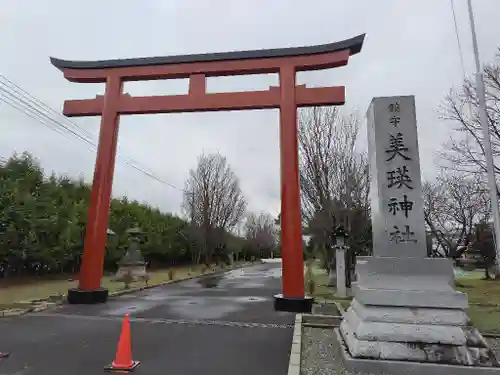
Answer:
[287, 314, 302, 375]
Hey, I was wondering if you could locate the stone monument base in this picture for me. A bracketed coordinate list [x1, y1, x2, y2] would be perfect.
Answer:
[335, 329, 500, 375]
[115, 264, 148, 282]
[337, 256, 500, 373]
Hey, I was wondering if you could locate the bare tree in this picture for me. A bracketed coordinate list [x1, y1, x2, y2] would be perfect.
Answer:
[472, 221, 496, 279]
[438, 48, 500, 196]
[298, 106, 371, 283]
[422, 180, 449, 257]
[182, 153, 246, 264]
[299, 106, 370, 238]
[244, 212, 277, 257]
[423, 172, 490, 258]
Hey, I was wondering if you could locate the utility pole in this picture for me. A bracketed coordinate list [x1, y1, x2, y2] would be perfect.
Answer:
[467, 0, 500, 273]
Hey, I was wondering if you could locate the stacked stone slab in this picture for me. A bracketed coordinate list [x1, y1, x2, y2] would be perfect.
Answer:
[337, 96, 500, 373]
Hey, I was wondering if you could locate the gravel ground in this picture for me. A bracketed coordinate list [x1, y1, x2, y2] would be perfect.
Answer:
[487, 337, 500, 358]
[300, 327, 392, 375]
[301, 328, 500, 375]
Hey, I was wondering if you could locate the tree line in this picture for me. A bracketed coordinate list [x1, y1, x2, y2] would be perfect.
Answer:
[0, 152, 278, 279]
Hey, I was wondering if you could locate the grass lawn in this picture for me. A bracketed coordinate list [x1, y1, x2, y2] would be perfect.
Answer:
[456, 277, 500, 334]
[307, 263, 352, 310]
[0, 263, 230, 308]
[308, 262, 500, 334]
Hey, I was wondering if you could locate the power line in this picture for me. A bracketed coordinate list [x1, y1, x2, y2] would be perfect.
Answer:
[0, 89, 89, 151]
[0, 85, 97, 147]
[449, 0, 475, 132]
[0, 77, 171, 184]
[450, 0, 468, 83]
[0, 75, 95, 141]
[0, 76, 184, 191]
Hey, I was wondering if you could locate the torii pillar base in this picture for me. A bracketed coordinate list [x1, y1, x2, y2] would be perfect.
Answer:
[67, 288, 109, 305]
[274, 294, 314, 313]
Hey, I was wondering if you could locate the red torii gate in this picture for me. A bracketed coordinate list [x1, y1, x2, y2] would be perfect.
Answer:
[51, 34, 364, 312]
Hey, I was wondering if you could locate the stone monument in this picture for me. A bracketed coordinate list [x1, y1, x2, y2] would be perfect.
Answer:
[115, 227, 148, 283]
[336, 96, 500, 374]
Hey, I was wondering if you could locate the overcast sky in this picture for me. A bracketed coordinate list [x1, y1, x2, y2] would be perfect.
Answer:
[0, 0, 499, 218]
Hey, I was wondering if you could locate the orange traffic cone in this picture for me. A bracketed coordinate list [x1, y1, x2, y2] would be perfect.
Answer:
[104, 314, 139, 372]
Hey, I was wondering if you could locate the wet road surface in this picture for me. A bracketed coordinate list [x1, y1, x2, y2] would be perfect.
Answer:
[0, 262, 294, 375]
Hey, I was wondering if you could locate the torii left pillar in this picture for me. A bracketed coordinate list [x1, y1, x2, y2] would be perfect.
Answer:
[67, 77, 122, 304]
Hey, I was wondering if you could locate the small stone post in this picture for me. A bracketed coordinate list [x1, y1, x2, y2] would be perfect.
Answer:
[334, 226, 348, 298]
[336, 248, 346, 297]
[327, 257, 337, 287]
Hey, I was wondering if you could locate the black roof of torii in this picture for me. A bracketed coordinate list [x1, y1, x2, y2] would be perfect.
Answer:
[50, 34, 365, 70]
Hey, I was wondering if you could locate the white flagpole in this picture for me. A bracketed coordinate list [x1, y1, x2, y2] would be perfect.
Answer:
[467, 0, 500, 273]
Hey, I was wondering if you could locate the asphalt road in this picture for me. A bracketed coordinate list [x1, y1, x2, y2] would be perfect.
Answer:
[0, 262, 295, 375]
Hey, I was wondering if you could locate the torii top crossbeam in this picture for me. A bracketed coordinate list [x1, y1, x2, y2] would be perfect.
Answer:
[51, 34, 364, 116]
[51, 34, 364, 78]
[50, 34, 365, 311]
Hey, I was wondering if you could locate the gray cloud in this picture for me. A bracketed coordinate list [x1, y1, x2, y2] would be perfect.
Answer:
[0, 0, 499, 217]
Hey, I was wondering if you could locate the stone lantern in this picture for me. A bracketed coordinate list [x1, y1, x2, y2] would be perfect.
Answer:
[115, 226, 148, 283]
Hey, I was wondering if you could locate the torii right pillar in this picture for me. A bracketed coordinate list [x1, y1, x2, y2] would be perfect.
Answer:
[274, 48, 364, 313]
